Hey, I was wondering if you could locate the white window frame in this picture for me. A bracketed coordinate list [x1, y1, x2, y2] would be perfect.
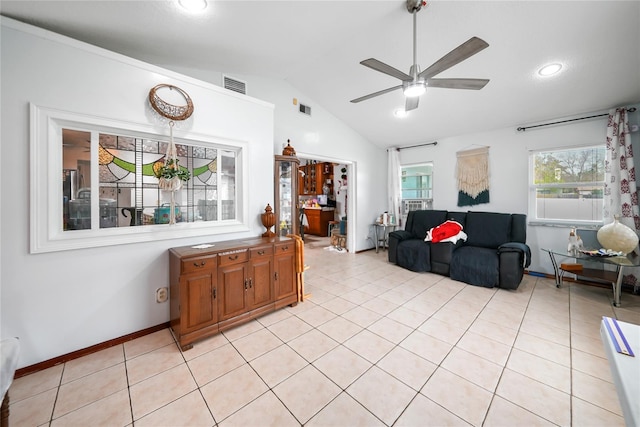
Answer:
[401, 162, 433, 211]
[528, 145, 605, 227]
[30, 104, 249, 253]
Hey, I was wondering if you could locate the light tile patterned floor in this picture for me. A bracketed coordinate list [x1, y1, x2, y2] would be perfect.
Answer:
[9, 240, 640, 426]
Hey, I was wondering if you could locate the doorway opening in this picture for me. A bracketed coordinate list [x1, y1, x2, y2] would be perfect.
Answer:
[297, 153, 354, 252]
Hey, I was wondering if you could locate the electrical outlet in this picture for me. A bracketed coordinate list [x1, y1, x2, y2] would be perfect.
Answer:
[156, 287, 168, 303]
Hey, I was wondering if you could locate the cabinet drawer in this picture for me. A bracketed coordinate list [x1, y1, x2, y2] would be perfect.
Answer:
[181, 255, 217, 274]
[251, 246, 274, 259]
[218, 250, 249, 266]
[274, 242, 294, 256]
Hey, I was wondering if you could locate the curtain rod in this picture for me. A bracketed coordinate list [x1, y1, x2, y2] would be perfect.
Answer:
[517, 107, 637, 132]
[394, 141, 438, 151]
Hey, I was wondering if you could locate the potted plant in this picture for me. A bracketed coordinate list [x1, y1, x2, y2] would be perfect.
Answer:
[155, 158, 191, 191]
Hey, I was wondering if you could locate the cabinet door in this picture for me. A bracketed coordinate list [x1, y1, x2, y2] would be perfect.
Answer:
[249, 256, 273, 309]
[274, 156, 299, 236]
[301, 163, 318, 195]
[218, 263, 248, 320]
[315, 163, 325, 194]
[180, 271, 217, 333]
[306, 210, 322, 236]
[298, 166, 306, 195]
[274, 252, 296, 302]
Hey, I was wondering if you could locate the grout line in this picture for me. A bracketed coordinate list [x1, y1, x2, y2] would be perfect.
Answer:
[479, 275, 537, 426]
[176, 333, 219, 425]
[121, 344, 135, 426]
[568, 280, 574, 427]
[47, 358, 67, 426]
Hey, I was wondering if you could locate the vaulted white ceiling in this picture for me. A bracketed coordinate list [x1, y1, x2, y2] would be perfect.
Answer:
[2, 1, 639, 148]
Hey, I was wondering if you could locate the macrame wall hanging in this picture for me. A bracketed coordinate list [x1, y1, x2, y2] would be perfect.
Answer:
[456, 146, 490, 207]
[148, 84, 194, 224]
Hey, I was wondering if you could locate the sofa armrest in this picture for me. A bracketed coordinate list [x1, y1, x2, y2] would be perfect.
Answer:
[388, 230, 414, 264]
[498, 242, 531, 268]
[389, 230, 414, 242]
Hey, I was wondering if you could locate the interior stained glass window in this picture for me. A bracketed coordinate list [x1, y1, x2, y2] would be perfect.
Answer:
[62, 128, 237, 230]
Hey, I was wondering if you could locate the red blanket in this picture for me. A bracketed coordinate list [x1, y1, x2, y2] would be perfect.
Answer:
[425, 220, 467, 243]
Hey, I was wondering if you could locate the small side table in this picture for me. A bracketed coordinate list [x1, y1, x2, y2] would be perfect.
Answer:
[373, 223, 397, 253]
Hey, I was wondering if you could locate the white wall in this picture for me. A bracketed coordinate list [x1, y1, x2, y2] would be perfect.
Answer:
[0, 19, 276, 368]
[167, 69, 388, 254]
[399, 105, 640, 274]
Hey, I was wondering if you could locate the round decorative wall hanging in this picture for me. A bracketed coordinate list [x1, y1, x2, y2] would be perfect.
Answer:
[148, 84, 194, 225]
[148, 84, 194, 121]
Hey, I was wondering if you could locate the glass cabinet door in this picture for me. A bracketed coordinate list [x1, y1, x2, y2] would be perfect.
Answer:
[274, 155, 299, 236]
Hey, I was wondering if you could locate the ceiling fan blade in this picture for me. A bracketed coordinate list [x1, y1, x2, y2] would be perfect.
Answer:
[427, 78, 490, 90]
[360, 58, 412, 81]
[350, 85, 403, 103]
[418, 37, 489, 80]
[405, 96, 419, 111]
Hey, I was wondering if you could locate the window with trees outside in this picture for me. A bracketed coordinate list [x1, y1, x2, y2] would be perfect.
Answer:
[529, 146, 605, 224]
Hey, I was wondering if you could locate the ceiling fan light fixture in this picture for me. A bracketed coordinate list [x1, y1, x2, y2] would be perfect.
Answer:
[538, 63, 562, 76]
[403, 82, 426, 97]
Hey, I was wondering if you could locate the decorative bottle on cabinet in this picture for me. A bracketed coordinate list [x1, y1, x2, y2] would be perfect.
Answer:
[275, 154, 300, 236]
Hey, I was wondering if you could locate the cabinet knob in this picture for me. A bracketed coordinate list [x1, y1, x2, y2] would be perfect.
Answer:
[212, 288, 217, 299]
[229, 254, 239, 261]
[282, 246, 289, 251]
[193, 261, 206, 267]
[274, 272, 279, 280]
[257, 250, 265, 255]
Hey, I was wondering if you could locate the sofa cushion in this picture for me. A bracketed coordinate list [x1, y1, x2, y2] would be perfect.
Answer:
[397, 240, 432, 272]
[408, 210, 448, 239]
[450, 246, 499, 288]
[464, 212, 511, 249]
[431, 241, 458, 266]
[447, 211, 467, 228]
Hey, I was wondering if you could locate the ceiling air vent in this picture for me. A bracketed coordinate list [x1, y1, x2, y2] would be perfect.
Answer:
[299, 103, 311, 116]
[223, 75, 246, 95]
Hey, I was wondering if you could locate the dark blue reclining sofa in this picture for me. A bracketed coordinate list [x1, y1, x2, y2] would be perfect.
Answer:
[388, 210, 531, 289]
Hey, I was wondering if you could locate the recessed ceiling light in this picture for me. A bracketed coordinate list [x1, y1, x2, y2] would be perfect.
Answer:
[538, 63, 562, 76]
[394, 108, 408, 118]
[178, 0, 207, 12]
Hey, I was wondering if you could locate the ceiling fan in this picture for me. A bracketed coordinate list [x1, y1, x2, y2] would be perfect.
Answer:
[351, 0, 490, 112]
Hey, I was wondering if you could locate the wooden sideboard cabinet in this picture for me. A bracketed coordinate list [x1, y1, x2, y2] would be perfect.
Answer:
[170, 236, 297, 350]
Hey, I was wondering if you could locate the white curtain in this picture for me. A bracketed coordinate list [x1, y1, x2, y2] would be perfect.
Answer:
[388, 148, 401, 226]
[603, 107, 639, 231]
